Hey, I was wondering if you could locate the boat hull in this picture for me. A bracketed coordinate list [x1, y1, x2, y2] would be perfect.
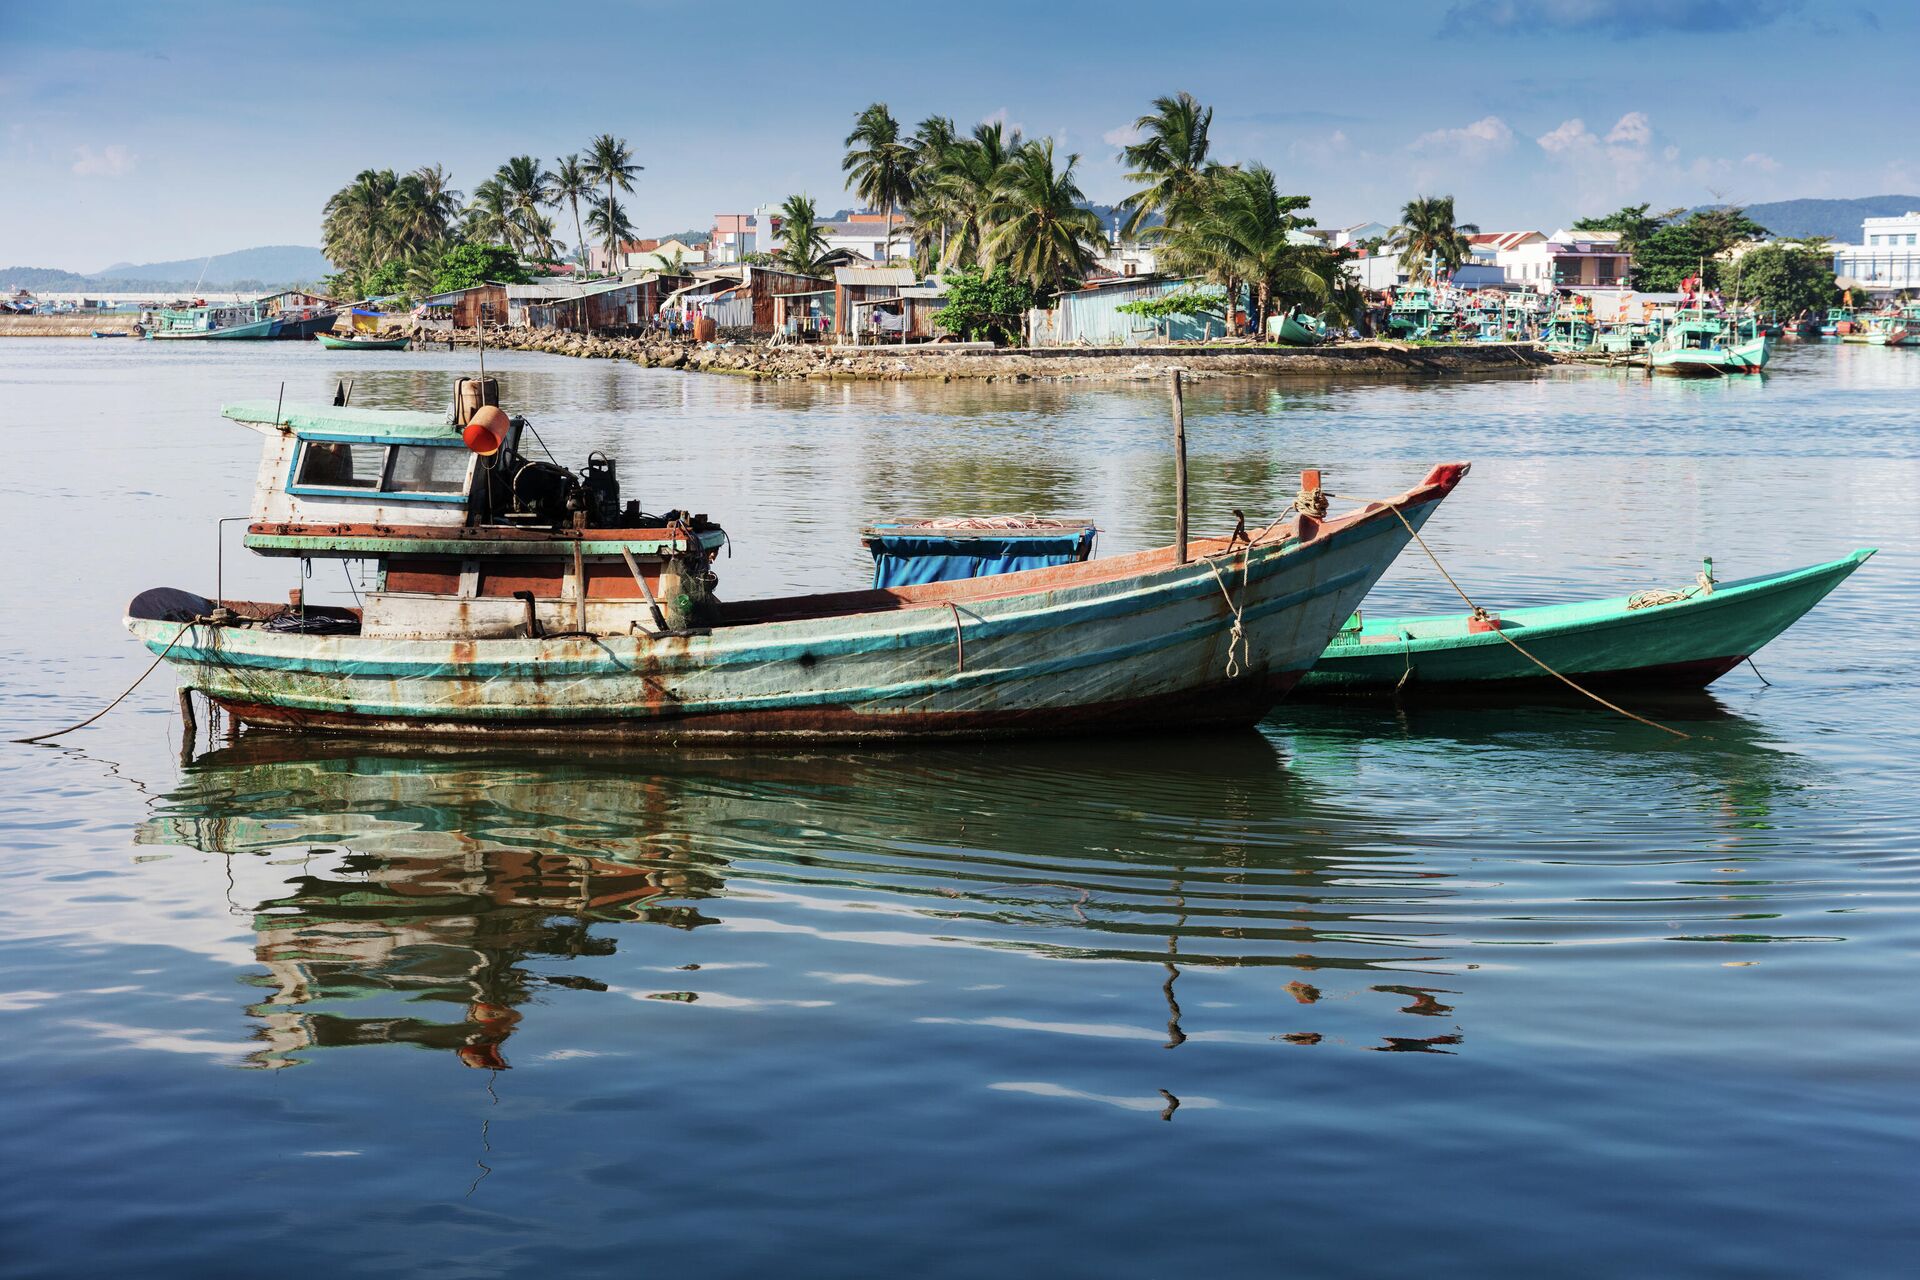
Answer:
[127, 468, 1466, 741]
[316, 333, 410, 350]
[148, 317, 279, 340]
[1298, 550, 1873, 695]
[273, 312, 339, 340]
[1651, 334, 1771, 375]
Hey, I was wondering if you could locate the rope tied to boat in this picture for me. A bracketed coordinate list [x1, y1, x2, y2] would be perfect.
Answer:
[1371, 501, 1692, 740]
[14, 620, 197, 744]
[1201, 551, 1251, 679]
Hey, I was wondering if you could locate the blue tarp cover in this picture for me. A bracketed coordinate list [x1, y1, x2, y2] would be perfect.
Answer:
[866, 527, 1095, 589]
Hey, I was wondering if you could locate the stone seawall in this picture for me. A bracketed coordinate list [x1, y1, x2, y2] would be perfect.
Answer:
[436, 327, 1554, 381]
[0, 314, 138, 338]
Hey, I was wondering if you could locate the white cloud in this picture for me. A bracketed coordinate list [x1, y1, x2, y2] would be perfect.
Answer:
[71, 143, 134, 177]
[1743, 151, 1781, 172]
[1536, 118, 1596, 155]
[1410, 115, 1514, 160]
[1605, 111, 1652, 146]
[1289, 128, 1352, 165]
[1103, 123, 1143, 148]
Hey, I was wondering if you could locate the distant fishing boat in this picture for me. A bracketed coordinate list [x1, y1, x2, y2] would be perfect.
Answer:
[145, 300, 277, 340]
[1821, 306, 1857, 337]
[1266, 309, 1328, 346]
[124, 386, 1471, 741]
[316, 332, 410, 351]
[1648, 305, 1770, 375]
[1543, 297, 1597, 353]
[1300, 550, 1874, 695]
[1860, 305, 1920, 347]
[90, 329, 130, 339]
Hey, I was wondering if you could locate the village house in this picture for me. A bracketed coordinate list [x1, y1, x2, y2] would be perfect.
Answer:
[1495, 229, 1631, 289]
[589, 238, 710, 274]
[1831, 210, 1920, 294]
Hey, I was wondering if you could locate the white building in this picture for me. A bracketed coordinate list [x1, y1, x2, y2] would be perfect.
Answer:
[1832, 211, 1920, 293]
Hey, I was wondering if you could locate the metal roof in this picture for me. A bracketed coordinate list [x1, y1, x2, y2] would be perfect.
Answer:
[833, 267, 918, 286]
[505, 282, 587, 300]
[897, 286, 948, 300]
[223, 401, 458, 442]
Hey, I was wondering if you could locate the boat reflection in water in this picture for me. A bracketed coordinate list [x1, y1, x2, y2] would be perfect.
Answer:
[134, 701, 1802, 1070]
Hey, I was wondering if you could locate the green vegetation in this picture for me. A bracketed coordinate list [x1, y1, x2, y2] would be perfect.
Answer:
[1393, 195, 1477, 282]
[842, 104, 915, 264]
[1729, 239, 1841, 316]
[775, 194, 831, 276]
[321, 134, 644, 301]
[933, 266, 1037, 344]
[1614, 207, 1771, 292]
[1571, 202, 1677, 250]
[1151, 165, 1326, 335]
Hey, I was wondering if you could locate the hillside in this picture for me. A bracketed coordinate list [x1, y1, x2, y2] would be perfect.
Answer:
[1689, 196, 1920, 241]
[0, 244, 332, 293]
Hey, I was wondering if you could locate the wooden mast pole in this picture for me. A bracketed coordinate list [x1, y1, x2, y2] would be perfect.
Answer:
[1170, 370, 1188, 564]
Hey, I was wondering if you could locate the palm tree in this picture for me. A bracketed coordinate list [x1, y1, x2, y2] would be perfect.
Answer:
[842, 103, 915, 263]
[409, 164, 463, 241]
[982, 139, 1102, 297]
[322, 168, 401, 284]
[497, 155, 554, 258]
[1156, 165, 1326, 335]
[937, 120, 1022, 270]
[464, 178, 516, 248]
[908, 115, 960, 266]
[776, 194, 831, 276]
[1393, 195, 1478, 282]
[1117, 92, 1217, 237]
[586, 134, 642, 274]
[586, 198, 635, 256]
[550, 154, 593, 270]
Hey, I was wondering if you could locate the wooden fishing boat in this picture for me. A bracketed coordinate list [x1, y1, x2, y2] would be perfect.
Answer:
[1298, 550, 1873, 696]
[1860, 305, 1920, 347]
[124, 385, 1469, 741]
[145, 301, 278, 340]
[1649, 305, 1770, 375]
[1266, 309, 1328, 346]
[316, 331, 411, 351]
[90, 330, 130, 338]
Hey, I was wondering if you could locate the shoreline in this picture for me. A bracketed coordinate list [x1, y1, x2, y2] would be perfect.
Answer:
[439, 327, 1557, 381]
[2, 312, 1558, 380]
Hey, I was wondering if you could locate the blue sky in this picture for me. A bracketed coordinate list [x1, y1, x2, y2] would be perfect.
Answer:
[1, 0, 1909, 270]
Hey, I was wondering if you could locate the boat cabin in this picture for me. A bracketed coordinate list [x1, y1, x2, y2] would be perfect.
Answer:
[229, 381, 727, 640]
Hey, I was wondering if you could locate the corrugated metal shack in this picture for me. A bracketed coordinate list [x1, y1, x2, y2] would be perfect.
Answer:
[746, 267, 832, 332]
[1030, 277, 1228, 346]
[533, 275, 665, 333]
[422, 282, 509, 329]
[833, 267, 918, 338]
[505, 281, 586, 327]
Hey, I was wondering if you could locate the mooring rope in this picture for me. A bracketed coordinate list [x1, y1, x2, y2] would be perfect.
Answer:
[14, 621, 196, 744]
[1201, 553, 1249, 679]
[1375, 502, 1691, 740]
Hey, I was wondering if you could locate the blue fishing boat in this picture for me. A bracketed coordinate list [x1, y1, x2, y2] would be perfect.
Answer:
[145, 300, 277, 340]
[124, 387, 1469, 740]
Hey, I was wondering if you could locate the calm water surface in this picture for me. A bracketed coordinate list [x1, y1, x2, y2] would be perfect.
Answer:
[1, 338, 1916, 1277]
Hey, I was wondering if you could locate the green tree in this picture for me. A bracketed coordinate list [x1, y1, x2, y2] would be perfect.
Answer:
[1571, 202, 1677, 250]
[1116, 91, 1217, 238]
[587, 134, 642, 274]
[1153, 164, 1325, 335]
[842, 103, 915, 263]
[982, 139, 1102, 297]
[586, 197, 635, 255]
[1393, 194, 1477, 282]
[936, 120, 1022, 270]
[551, 154, 594, 271]
[432, 242, 532, 293]
[1632, 208, 1770, 292]
[464, 178, 516, 247]
[1726, 238, 1839, 317]
[933, 265, 1038, 344]
[495, 156, 554, 258]
[776, 193, 831, 275]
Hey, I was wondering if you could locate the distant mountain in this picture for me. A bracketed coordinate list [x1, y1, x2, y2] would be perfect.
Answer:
[0, 245, 332, 294]
[1687, 196, 1920, 242]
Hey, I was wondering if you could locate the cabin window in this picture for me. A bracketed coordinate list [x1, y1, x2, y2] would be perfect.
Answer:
[296, 441, 386, 489]
[388, 445, 471, 495]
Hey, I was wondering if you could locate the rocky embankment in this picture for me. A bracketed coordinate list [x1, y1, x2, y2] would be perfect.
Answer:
[0, 313, 133, 337]
[439, 327, 1554, 381]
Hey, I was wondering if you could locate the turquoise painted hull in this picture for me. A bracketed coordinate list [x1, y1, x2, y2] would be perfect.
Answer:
[1299, 550, 1873, 695]
[1273, 313, 1327, 346]
[148, 317, 279, 340]
[316, 332, 410, 350]
[125, 466, 1469, 741]
[1651, 333, 1772, 374]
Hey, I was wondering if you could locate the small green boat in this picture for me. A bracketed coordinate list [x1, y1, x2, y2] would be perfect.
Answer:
[1267, 309, 1329, 346]
[1648, 306, 1770, 375]
[1299, 549, 1874, 696]
[316, 332, 411, 351]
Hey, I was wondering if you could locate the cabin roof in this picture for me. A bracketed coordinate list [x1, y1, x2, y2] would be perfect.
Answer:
[223, 401, 462, 443]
